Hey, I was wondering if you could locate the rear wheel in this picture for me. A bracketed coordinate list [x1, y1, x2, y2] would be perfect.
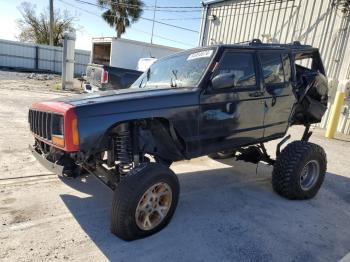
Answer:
[272, 141, 327, 200]
[110, 163, 179, 241]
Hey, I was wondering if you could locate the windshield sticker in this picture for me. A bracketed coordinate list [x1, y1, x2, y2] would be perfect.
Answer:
[187, 50, 213, 60]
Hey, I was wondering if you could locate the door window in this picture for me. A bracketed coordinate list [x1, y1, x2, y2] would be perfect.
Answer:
[260, 53, 284, 84]
[215, 52, 256, 87]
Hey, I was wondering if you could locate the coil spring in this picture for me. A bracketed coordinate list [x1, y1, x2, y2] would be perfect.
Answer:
[116, 128, 133, 175]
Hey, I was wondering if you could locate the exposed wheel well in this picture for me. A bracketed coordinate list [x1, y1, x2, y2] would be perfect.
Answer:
[98, 117, 185, 166]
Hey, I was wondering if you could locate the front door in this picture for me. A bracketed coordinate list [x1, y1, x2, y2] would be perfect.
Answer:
[199, 50, 265, 155]
[258, 51, 295, 139]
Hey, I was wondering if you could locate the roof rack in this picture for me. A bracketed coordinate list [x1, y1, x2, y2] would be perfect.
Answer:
[233, 39, 312, 48]
[232, 40, 252, 45]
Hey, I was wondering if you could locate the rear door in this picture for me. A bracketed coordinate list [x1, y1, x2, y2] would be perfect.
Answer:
[259, 51, 295, 139]
[199, 49, 265, 154]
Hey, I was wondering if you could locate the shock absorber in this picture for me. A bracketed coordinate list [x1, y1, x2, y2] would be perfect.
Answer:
[115, 123, 133, 175]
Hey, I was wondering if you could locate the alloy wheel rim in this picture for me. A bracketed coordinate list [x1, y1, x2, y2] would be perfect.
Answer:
[300, 160, 320, 191]
[135, 182, 172, 231]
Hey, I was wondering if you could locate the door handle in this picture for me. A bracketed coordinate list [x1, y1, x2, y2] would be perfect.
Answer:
[226, 102, 232, 113]
[271, 96, 277, 107]
[249, 91, 264, 97]
[264, 101, 268, 112]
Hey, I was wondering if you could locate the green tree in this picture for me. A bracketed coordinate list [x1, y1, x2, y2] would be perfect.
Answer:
[16, 2, 76, 46]
[98, 0, 144, 38]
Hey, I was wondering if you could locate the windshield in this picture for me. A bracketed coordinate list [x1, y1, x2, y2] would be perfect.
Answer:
[131, 48, 215, 89]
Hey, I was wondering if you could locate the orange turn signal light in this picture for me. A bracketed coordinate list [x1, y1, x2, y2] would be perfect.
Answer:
[72, 118, 79, 146]
[52, 135, 65, 147]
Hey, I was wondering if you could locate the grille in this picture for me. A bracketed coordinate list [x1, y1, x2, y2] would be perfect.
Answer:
[28, 109, 53, 141]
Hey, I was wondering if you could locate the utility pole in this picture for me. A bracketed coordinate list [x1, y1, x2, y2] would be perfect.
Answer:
[62, 32, 76, 90]
[150, 0, 157, 44]
[49, 0, 54, 46]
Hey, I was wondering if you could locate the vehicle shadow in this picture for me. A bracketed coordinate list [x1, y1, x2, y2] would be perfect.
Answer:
[59, 160, 350, 262]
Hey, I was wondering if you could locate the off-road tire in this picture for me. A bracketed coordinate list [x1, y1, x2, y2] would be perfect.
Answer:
[110, 163, 179, 241]
[208, 150, 236, 160]
[272, 141, 327, 200]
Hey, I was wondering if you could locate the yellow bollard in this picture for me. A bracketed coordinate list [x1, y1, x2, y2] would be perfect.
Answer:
[325, 81, 347, 139]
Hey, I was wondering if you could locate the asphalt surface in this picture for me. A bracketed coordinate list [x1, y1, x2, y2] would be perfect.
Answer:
[0, 71, 350, 261]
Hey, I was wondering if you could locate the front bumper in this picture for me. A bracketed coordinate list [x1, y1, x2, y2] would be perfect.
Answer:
[29, 145, 64, 176]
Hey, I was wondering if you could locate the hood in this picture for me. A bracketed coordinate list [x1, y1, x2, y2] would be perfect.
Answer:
[56, 87, 199, 118]
[57, 87, 193, 107]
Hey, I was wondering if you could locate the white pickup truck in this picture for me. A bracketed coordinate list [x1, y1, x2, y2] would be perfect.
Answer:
[84, 37, 181, 92]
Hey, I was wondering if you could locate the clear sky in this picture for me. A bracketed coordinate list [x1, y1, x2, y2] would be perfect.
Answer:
[0, 0, 203, 50]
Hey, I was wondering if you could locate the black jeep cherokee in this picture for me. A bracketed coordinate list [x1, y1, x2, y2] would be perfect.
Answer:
[28, 40, 328, 240]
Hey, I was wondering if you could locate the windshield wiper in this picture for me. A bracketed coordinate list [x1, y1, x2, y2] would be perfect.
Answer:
[139, 68, 151, 88]
[138, 77, 144, 88]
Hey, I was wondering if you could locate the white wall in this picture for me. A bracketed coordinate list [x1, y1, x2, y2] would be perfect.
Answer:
[0, 39, 90, 75]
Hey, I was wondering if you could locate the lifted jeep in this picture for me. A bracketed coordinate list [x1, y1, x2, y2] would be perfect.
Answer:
[28, 40, 328, 241]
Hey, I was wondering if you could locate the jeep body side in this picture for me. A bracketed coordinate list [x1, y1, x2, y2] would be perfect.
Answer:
[28, 41, 328, 240]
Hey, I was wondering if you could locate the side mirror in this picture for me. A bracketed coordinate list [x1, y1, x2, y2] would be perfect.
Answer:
[211, 73, 235, 89]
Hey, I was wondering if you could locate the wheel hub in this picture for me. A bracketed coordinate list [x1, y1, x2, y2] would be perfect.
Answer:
[135, 182, 172, 231]
[300, 160, 320, 191]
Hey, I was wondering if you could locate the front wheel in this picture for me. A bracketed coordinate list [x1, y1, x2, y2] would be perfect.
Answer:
[272, 141, 327, 200]
[110, 163, 179, 241]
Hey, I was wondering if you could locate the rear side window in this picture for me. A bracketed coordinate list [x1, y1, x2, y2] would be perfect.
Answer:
[260, 53, 284, 84]
[295, 58, 312, 69]
[215, 52, 256, 87]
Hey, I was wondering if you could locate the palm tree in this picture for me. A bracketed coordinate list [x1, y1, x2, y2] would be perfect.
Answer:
[98, 0, 144, 38]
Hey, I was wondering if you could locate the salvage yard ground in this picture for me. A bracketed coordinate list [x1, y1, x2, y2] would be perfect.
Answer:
[0, 70, 349, 261]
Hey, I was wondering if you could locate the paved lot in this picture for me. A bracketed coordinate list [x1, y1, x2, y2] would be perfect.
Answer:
[0, 71, 350, 261]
